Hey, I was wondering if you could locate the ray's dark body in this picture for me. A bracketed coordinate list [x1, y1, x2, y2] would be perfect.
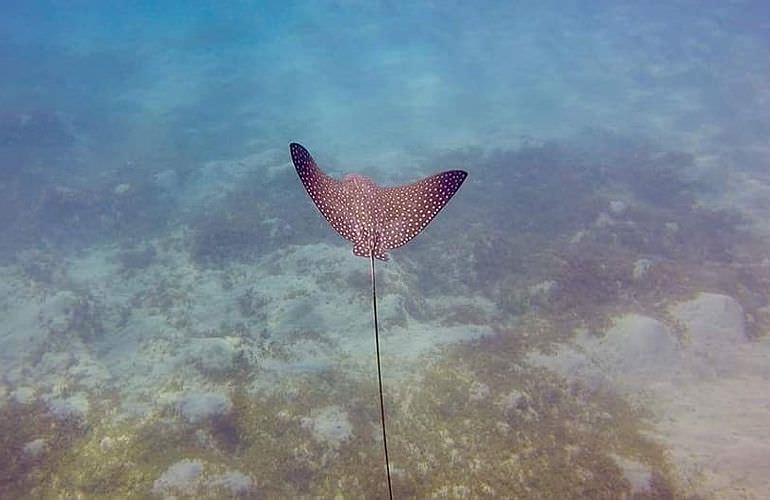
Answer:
[290, 143, 468, 498]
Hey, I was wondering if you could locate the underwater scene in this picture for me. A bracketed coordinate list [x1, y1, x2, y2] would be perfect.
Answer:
[1, 1, 770, 498]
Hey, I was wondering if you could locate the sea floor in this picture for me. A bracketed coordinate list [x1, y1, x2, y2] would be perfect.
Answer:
[2, 137, 770, 499]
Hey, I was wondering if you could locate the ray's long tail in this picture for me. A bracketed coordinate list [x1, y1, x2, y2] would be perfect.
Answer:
[370, 254, 394, 500]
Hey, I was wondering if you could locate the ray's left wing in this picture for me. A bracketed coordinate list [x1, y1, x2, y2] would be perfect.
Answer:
[290, 142, 360, 244]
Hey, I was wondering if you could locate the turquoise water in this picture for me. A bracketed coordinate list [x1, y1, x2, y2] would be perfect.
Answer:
[1, 2, 769, 498]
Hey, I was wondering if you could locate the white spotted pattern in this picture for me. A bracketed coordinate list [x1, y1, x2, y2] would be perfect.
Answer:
[290, 142, 467, 261]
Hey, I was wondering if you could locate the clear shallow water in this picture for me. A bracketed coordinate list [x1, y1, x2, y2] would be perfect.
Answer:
[1, 1, 769, 498]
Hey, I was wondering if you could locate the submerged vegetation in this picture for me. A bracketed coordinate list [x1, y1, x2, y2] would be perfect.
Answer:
[409, 137, 770, 337]
[1, 1, 768, 496]
[1, 136, 768, 498]
[0, 348, 678, 499]
[0, 399, 86, 498]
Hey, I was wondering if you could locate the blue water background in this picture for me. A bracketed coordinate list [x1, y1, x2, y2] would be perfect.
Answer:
[2, 1, 770, 497]
[3, 1, 767, 170]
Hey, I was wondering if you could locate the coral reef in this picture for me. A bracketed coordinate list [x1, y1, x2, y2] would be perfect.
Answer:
[118, 245, 157, 273]
[0, 337, 681, 500]
[2, 138, 769, 498]
[0, 110, 73, 164]
[186, 160, 335, 266]
[190, 206, 265, 264]
[0, 399, 87, 499]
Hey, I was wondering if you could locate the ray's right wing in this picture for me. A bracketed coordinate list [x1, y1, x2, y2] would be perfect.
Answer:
[376, 170, 468, 251]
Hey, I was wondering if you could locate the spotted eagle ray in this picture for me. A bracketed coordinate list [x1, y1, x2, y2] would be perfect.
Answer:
[290, 142, 467, 498]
